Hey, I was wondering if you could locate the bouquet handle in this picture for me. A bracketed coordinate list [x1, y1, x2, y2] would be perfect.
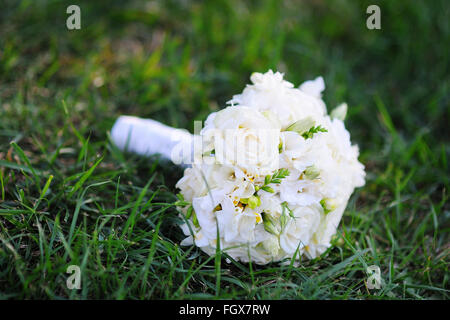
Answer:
[111, 115, 194, 165]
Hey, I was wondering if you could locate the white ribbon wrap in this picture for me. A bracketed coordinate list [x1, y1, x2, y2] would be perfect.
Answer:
[111, 115, 194, 165]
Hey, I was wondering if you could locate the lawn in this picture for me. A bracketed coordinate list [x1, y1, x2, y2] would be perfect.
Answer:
[0, 0, 448, 299]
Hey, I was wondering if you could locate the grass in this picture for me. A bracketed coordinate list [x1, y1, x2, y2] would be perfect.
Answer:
[0, 0, 448, 299]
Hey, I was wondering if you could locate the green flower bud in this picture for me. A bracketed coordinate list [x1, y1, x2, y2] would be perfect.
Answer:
[320, 198, 338, 214]
[186, 205, 193, 219]
[279, 212, 289, 232]
[262, 213, 279, 236]
[247, 195, 261, 209]
[192, 210, 200, 228]
[240, 198, 249, 204]
[304, 165, 320, 180]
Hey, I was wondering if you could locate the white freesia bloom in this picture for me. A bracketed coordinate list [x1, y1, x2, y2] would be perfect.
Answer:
[172, 70, 366, 264]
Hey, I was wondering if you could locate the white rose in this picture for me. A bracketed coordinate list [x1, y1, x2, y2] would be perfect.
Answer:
[299, 76, 325, 98]
[262, 234, 281, 257]
[325, 117, 366, 189]
[306, 200, 348, 259]
[279, 171, 322, 207]
[228, 70, 326, 129]
[259, 195, 282, 219]
[203, 106, 280, 173]
[280, 206, 321, 254]
[175, 165, 209, 200]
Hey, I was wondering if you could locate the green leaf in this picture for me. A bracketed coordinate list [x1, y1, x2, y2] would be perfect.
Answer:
[10, 141, 42, 192]
[33, 174, 54, 211]
[301, 125, 328, 139]
[273, 168, 290, 180]
[0, 159, 42, 175]
[281, 201, 294, 218]
[175, 192, 190, 207]
[261, 186, 275, 193]
[68, 156, 104, 197]
[176, 193, 185, 201]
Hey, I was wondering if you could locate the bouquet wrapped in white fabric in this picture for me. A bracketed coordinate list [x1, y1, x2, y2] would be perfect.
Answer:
[111, 70, 365, 265]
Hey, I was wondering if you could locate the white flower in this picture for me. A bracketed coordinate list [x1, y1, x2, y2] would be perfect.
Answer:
[175, 165, 209, 201]
[192, 189, 224, 240]
[280, 179, 322, 207]
[280, 206, 321, 255]
[259, 195, 282, 219]
[305, 201, 347, 259]
[299, 76, 325, 98]
[262, 234, 281, 257]
[202, 105, 280, 174]
[330, 103, 348, 121]
[229, 70, 327, 128]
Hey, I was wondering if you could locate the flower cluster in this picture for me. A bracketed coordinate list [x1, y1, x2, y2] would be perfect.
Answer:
[175, 70, 365, 264]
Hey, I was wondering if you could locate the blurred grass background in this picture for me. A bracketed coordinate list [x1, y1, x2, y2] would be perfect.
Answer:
[0, 0, 448, 299]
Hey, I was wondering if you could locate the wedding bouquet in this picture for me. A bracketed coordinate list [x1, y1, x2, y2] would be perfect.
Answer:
[112, 70, 365, 265]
